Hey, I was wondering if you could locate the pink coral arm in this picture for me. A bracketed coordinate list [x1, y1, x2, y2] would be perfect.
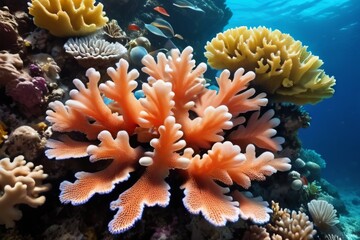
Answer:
[228, 144, 291, 189]
[142, 47, 206, 112]
[229, 110, 285, 151]
[138, 80, 175, 129]
[100, 59, 143, 133]
[232, 191, 272, 224]
[194, 68, 267, 118]
[59, 131, 142, 205]
[45, 135, 90, 160]
[181, 142, 244, 225]
[182, 142, 290, 225]
[109, 117, 186, 233]
[66, 68, 124, 137]
[46, 101, 106, 139]
[182, 105, 233, 150]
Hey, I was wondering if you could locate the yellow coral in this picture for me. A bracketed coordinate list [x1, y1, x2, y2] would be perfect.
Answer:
[205, 26, 335, 104]
[28, 0, 108, 37]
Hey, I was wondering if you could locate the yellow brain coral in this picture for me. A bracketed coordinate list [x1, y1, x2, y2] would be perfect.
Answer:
[205, 26, 335, 105]
[28, 0, 108, 37]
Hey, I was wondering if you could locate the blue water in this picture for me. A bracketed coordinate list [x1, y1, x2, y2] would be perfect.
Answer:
[225, 0, 360, 187]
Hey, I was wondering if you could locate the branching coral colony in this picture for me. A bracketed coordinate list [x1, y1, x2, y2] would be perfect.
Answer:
[45, 46, 291, 234]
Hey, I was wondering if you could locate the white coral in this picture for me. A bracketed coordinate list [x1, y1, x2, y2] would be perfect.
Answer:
[64, 36, 127, 65]
[308, 199, 339, 230]
[0, 155, 50, 228]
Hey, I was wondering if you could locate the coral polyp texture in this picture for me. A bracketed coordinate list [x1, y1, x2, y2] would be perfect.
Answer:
[0, 155, 50, 228]
[28, 0, 108, 37]
[45, 46, 291, 233]
[204, 26, 336, 105]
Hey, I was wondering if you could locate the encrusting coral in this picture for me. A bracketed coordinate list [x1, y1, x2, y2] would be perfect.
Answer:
[45, 46, 291, 233]
[204, 26, 336, 105]
[0, 155, 50, 228]
[28, 0, 109, 37]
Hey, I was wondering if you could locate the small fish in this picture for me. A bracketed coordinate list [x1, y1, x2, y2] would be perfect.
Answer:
[173, 0, 205, 13]
[151, 18, 175, 37]
[153, 6, 170, 17]
[128, 23, 141, 31]
[174, 34, 184, 40]
[145, 18, 184, 40]
[144, 24, 170, 38]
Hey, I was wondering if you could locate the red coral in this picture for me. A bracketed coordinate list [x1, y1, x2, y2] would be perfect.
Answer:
[46, 47, 291, 233]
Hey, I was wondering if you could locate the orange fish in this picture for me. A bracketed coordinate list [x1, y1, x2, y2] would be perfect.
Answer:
[154, 6, 170, 17]
[128, 23, 140, 31]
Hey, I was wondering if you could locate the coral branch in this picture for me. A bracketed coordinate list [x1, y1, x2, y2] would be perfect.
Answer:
[0, 156, 50, 228]
[182, 177, 239, 226]
[59, 131, 142, 205]
[45, 135, 90, 160]
[100, 59, 143, 133]
[183, 106, 233, 150]
[138, 80, 175, 129]
[232, 191, 272, 224]
[228, 144, 291, 189]
[229, 110, 285, 151]
[195, 68, 267, 117]
[108, 168, 170, 233]
[67, 68, 124, 135]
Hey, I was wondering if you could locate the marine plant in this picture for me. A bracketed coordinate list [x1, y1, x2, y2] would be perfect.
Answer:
[305, 181, 322, 199]
[28, 0, 108, 37]
[204, 26, 336, 105]
[45, 46, 291, 233]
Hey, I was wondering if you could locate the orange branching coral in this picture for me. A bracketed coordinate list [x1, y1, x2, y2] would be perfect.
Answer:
[45, 46, 291, 233]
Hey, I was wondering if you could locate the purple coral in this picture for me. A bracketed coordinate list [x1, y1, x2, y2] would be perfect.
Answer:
[6, 76, 48, 109]
[28, 63, 43, 77]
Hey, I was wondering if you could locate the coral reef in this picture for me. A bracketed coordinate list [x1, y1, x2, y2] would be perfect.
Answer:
[308, 199, 339, 231]
[243, 201, 317, 239]
[45, 47, 291, 233]
[205, 26, 336, 104]
[0, 6, 24, 52]
[0, 155, 50, 228]
[3, 125, 47, 161]
[28, 0, 109, 37]
[102, 19, 130, 44]
[0, 50, 25, 87]
[64, 35, 127, 68]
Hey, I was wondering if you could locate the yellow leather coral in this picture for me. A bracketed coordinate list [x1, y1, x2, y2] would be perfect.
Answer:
[205, 26, 335, 105]
[28, 0, 108, 37]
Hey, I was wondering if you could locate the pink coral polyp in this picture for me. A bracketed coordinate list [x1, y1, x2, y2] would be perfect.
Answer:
[45, 46, 291, 234]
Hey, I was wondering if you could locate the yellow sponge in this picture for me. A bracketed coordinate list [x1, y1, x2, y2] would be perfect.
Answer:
[205, 27, 335, 105]
[28, 0, 109, 37]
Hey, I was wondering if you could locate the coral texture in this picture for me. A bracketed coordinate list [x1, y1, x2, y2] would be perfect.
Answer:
[204, 26, 336, 104]
[308, 199, 339, 230]
[0, 51, 24, 86]
[0, 6, 23, 52]
[46, 47, 291, 233]
[64, 36, 127, 68]
[28, 0, 108, 37]
[264, 201, 317, 239]
[0, 155, 50, 228]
